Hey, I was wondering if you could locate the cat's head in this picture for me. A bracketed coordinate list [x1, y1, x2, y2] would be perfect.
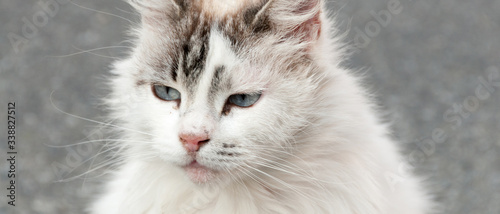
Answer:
[112, 0, 330, 183]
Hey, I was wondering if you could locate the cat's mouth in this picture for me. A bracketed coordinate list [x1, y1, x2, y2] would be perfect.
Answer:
[183, 160, 217, 183]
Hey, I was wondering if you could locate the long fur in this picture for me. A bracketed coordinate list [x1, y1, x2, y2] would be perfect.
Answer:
[90, 0, 433, 213]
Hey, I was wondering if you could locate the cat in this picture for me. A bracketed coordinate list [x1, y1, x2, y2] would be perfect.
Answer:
[90, 0, 433, 213]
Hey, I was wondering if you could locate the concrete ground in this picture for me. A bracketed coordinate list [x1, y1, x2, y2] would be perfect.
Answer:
[1, 0, 499, 213]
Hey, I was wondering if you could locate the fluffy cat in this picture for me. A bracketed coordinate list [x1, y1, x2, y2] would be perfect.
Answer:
[90, 0, 432, 213]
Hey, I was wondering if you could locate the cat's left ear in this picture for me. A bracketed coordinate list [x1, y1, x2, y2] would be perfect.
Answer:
[248, 0, 323, 43]
[129, 0, 186, 28]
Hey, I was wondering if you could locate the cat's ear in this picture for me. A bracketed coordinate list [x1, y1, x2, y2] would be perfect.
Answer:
[248, 0, 323, 43]
[128, 0, 186, 27]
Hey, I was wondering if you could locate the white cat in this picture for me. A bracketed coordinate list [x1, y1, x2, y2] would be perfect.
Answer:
[90, 0, 433, 213]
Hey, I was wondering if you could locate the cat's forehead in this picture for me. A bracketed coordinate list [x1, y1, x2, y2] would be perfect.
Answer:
[162, 0, 272, 47]
[177, 28, 263, 98]
[197, 0, 263, 17]
[143, 2, 272, 92]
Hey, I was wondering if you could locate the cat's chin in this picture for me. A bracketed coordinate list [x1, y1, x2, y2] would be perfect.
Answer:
[183, 161, 218, 184]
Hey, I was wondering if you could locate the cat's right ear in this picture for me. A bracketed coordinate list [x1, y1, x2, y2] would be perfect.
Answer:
[128, 0, 185, 28]
[246, 0, 323, 44]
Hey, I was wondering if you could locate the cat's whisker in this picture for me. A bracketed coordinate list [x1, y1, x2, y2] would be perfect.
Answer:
[50, 90, 158, 138]
[44, 138, 144, 148]
[58, 151, 158, 183]
[257, 152, 342, 185]
[105, 143, 128, 161]
[72, 47, 122, 60]
[55, 158, 123, 183]
[254, 149, 312, 167]
[245, 154, 309, 175]
[242, 164, 316, 201]
[69, 1, 136, 24]
[254, 146, 320, 171]
[114, 6, 140, 17]
[238, 144, 336, 187]
[47, 45, 130, 58]
[116, 39, 136, 46]
[235, 167, 277, 195]
[248, 148, 334, 197]
[76, 150, 153, 182]
[248, 158, 343, 192]
[242, 145, 298, 159]
[248, 157, 309, 178]
[224, 169, 251, 196]
[237, 165, 299, 202]
[59, 143, 122, 178]
[82, 139, 113, 189]
[59, 143, 146, 181]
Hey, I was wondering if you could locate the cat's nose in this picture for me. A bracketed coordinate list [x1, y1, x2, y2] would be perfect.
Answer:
[179, 133, 210, 152]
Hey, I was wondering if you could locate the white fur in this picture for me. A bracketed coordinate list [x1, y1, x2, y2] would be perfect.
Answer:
[90, 0, 433, 213]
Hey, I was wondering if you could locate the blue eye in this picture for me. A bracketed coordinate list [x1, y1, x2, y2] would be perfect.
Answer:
[228, 93, 261, 107]
[153, 85, 181, 101]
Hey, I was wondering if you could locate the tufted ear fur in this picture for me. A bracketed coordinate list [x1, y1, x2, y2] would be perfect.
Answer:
[128, 0, 187, 28]
[130, 0, 322, 43]
[247, 0, 323, 43]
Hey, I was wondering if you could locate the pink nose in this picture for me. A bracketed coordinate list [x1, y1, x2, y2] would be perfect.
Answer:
[179, 133, 210, 152]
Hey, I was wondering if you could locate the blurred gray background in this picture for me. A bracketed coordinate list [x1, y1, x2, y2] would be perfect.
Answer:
[1, 0, 499, 213]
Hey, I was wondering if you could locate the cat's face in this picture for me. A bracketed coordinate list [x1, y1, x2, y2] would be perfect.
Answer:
[115, 0, 323, 183]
